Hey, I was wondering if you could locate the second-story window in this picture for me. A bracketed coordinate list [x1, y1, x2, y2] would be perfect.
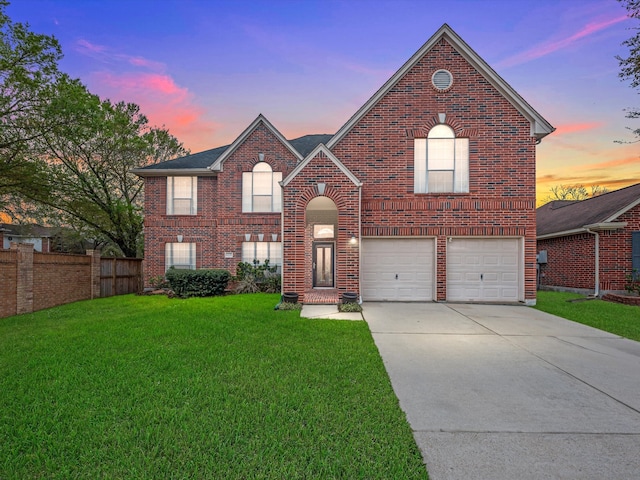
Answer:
[242, 163, 282, 212]
[414, 125, 469, 193]
[167, 176, 197, 215]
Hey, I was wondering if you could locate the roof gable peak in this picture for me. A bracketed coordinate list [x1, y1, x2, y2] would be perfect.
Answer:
[209, 114, 302, 171]
[327, 24, 553, 149]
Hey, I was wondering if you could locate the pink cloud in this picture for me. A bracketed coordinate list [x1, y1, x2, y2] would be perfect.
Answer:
[554, 122, 604, 135]
[498, 15, 628, 68]
[76, 38, 108, 54]
[90, 71, 218, 153]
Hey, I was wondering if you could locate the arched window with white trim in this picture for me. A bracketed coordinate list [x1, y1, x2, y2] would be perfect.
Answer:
[242, 163, 282, 212]
[414, 125, 469, 193]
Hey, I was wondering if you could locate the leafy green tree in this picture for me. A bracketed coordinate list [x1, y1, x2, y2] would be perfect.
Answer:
[0, 0, 63, 202]
[617, 0, 640, 141]
[27, 81, 188, 257]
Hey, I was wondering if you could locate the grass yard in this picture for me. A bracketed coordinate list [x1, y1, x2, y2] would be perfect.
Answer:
[535, 291, 640, 341]
[0, 294, 427, 479]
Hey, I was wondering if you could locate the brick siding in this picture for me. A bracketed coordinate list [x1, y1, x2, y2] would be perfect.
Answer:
[538, 205, 640, 293]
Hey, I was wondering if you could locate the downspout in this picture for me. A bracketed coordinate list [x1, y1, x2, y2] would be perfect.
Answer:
[358, 184, 362, 304]
[585, 228, 600, 297]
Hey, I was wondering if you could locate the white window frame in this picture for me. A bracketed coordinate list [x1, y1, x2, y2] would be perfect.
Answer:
[414, 125, 469, 193]
[242, 163, 282, 213]
[242, 241, 282, 269]
[167, 176, 197, 215]
[165, 242, 196, 270]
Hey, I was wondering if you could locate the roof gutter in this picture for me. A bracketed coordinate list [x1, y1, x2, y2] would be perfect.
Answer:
[130, 168, 218, 177]
[537, 222, 627, 240]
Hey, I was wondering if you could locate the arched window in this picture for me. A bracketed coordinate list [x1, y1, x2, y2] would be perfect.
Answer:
[242, 162, 282, 212]
[414, 125, 469, 193]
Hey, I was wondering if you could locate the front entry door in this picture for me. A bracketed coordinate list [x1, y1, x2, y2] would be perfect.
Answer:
[313, 242, 334, 287]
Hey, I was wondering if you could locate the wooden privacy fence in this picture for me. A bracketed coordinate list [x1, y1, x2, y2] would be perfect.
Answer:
[0, 243, 142, 319]
[100, 257, 143, 297]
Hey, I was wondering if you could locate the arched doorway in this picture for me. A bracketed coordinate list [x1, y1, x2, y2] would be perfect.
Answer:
[306, 196, 338, 288]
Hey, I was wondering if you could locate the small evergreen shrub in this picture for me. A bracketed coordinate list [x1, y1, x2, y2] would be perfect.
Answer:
[277, 301, 302, 311]
[339, 302, 363, 313]
[165, 268, 231, 298]
[624, 269, 640, 295]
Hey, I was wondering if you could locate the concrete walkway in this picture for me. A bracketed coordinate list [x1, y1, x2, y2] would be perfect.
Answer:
[363, 302, 640, 480]
[300, 304, 363, 321]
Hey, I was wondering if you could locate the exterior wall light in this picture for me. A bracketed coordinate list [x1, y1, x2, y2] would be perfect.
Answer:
[350, 235, 357, 245]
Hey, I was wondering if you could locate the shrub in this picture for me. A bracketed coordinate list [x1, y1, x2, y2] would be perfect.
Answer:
[165, 268, 231, 298]
[234, 275, 259, 294]
[148, 275, 170, 289]
[339, 302, 363, 313]
[277, 301, 302, 311]
[234, 260, 281, 294]
[624, 269, 640, 295]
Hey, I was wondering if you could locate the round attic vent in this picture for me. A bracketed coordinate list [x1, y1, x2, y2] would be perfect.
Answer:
[432, 69, 453, 91]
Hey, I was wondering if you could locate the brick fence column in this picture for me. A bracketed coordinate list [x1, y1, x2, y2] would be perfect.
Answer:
[12, 243, 34, 314]
[86, 250, 101, 299]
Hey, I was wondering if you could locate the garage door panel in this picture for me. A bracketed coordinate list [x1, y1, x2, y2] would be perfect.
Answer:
[447, 238, 521, 302]
[362, 238, 434, 301]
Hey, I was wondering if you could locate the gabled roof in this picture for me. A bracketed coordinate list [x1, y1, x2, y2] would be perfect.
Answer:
[537, 183, 640, 238]
[209, 114, 303, 171]
[282, 144, 362, 187]
[327, 23, 554, 149]
[131, 124, 332, 177]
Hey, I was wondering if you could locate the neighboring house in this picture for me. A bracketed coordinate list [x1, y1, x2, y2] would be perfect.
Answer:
[133, 24, 554, 304]
[537, 183, 640, 295]
[0, 224, 57, 253]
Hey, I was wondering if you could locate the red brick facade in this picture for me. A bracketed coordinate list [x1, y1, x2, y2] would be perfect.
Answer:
[538, 205, 640, 293]
[138, 26, 552, 304]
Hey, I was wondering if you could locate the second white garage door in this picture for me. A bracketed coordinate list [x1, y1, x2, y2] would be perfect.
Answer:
[447, 238, 521, 302]
[361, 238, 435, 301]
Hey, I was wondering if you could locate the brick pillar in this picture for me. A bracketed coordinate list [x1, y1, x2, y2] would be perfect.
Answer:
[86, 250, 101, 299]
[12, 243, 34, 314]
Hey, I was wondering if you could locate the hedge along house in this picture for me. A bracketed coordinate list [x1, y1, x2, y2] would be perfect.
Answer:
[536, 183, 640, 295]
[133, 24, 554, 304]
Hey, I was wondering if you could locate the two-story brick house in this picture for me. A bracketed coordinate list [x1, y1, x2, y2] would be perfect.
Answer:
[133, 24, 554, 304]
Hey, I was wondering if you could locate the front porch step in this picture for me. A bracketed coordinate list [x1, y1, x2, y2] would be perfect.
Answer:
[303, 289, 340, 305]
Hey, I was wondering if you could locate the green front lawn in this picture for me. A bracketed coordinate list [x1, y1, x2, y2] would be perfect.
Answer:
[535, 291, 640, 341]
[0, 294, 427, 479]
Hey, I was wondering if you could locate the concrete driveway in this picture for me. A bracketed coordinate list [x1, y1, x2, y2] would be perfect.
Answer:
[363, 302, 640, 480]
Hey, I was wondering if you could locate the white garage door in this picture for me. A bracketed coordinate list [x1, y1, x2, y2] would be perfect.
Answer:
[361, 238, 434, 301]
[447, 238, 521, 302]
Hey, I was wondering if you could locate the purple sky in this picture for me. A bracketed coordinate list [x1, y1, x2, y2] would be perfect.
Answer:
[7, 0, 639, 202]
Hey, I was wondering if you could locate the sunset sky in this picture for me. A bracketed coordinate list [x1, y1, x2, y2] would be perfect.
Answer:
[7, 0, 639, 204]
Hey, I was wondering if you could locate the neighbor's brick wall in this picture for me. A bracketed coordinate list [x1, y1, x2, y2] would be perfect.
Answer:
[142, 123, 300, 284]
[33, 252, 92, 311]
[0, 249, 17, 317]
[330, 38, 537, 301]
[538, 204, 640, 292]
[0, 245, 101, 319]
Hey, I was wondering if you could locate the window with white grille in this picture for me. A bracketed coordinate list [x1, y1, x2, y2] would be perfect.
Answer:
[167, 177, 197, 215]
[414, 124, 469, 193]
[242, 163, 282, 212]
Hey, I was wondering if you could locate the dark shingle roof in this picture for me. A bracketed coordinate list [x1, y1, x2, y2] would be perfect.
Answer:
[138, 134, 333, 171]
[537, 183, 640, 236]
[0, 223, 58, 237]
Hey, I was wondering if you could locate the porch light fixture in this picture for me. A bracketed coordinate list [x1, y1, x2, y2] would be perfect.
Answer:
[177, 235, 183, 243]
[350, 235, 357, 245]
[317, 182, 326, 195]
